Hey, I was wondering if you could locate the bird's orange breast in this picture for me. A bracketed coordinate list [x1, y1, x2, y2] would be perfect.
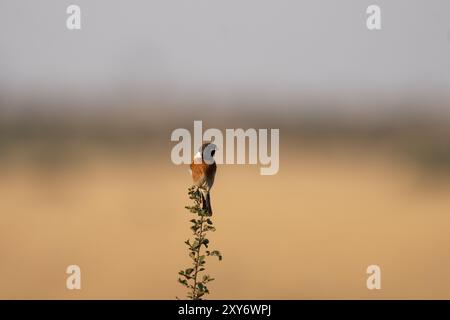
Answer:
[190, 161, 216, 186]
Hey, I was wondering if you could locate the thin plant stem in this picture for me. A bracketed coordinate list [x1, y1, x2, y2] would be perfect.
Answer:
[178, 186, 222, 300]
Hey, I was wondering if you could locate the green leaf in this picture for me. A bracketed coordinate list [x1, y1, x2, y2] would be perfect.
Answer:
[197, 283, 205, 291]
[178, 278, 189, 287]
[210, 250, 223, 261]
[192, 240, 200, 249]
[185, 268, 194, 275]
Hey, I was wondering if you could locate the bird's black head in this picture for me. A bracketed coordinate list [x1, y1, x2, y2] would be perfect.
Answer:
[201, 143, 217, 163]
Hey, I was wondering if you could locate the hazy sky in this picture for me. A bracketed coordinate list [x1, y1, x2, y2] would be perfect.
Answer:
[0, 0, 449, 100]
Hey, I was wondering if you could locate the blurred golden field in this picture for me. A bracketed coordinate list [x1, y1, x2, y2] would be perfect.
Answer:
[1, 137, 449, 299]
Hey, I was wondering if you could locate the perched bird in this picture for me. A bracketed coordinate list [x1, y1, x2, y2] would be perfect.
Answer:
[190, 143, 217, 215]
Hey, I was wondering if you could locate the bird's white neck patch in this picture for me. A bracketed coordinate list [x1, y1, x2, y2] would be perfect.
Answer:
[194, 151, 202, 161]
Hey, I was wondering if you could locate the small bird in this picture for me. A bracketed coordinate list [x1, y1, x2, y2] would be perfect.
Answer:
[190, 142, 217, 215]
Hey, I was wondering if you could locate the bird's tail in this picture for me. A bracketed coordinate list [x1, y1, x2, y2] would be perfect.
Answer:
[201, 191, 213, 216]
